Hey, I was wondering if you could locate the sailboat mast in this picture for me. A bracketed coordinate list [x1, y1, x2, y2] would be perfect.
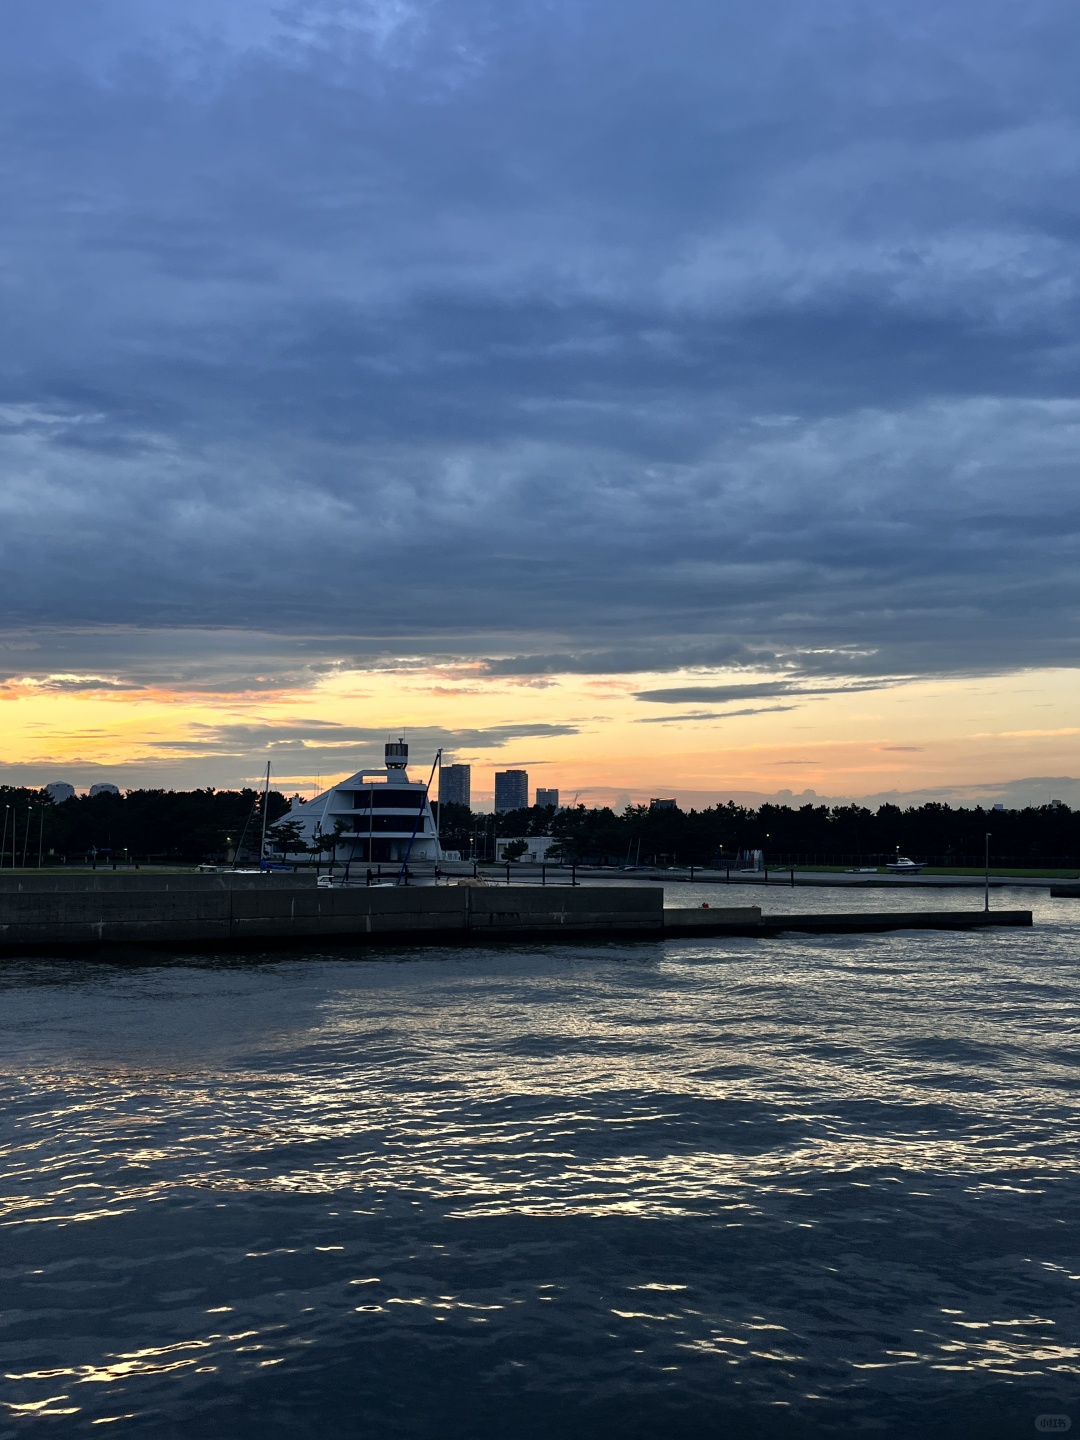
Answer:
[258, 762, 271, 868]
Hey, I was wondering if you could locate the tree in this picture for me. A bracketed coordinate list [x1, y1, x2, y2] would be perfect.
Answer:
[310, 818, 351, 864]
[502, 838, 528, 861]
[267, 818, 307, 859]
[432, 801, 474, 855]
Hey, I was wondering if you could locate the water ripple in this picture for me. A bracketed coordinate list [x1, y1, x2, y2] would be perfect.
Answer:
[1, 899, 1079, 1435]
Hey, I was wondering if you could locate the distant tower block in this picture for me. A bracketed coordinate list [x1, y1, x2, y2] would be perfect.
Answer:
[88, 783, 120, 797]
[440, 764, 471, 808]
[385, 739, 409, 771]
[45, 782, 76, 804]
[536, 787, 559, 808]
[494, 770, 528, 812]
[649, 797, 677, 810]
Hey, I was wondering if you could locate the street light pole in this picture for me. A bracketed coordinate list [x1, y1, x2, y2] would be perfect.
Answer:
[984, 832, 991, 913]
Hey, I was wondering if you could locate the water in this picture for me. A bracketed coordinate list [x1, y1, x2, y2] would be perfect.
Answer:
[2, 887, 1079, 1438]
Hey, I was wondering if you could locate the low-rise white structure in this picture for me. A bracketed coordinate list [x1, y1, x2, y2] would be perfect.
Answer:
[266, 740, 442, 866]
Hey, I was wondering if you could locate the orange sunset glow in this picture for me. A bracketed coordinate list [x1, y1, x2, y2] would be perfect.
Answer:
[3, 655, 1078, 807]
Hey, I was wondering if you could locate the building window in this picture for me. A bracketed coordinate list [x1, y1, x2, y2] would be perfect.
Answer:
[370, 814, 426, 834]
[352, 789, 425, 810]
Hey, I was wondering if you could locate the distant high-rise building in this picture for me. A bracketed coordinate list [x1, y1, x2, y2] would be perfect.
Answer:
[440, 763, 471, 808]
[535, 787, 559, 808]
[89, 783, 120, 798]
[45, 782, 75, 804]
[650, 797, 677, 810]
[494, 770, 528, 812]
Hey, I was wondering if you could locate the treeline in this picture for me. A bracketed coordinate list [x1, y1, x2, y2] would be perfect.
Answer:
[2, 786, 1079, 868]
[437, 799, 1080, 867]
[0, 786, 290, 865]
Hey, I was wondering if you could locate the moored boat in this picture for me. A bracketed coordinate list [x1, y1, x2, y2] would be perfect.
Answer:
[886, 855, 924, 874]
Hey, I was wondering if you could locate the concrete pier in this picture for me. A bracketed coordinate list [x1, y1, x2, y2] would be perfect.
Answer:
[0, 872, 319, 893]
[0, 876, 1033, 954]
[664, 907, 1032, 936]
[0, 877, 663, 952]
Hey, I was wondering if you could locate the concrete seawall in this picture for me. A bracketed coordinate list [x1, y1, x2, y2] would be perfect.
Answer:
[0, 878, 665, 952]
[0, 877, 1031, 954]
[0, 872, 319, 893]
[664, 907, 1033, 936]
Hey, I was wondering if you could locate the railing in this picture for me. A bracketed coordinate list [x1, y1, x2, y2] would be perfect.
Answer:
[758, 854, 1080, 869]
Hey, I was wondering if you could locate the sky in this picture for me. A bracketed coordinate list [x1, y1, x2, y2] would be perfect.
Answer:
[1, 0, 1079, 807]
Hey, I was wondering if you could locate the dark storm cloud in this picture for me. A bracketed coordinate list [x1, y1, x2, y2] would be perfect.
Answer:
[2, 0, 1080, 680]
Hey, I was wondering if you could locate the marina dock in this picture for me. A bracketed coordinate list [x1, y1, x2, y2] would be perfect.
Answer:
[0, 875, 1032, 953]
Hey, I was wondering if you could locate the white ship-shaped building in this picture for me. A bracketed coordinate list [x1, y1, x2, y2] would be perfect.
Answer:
[266, 739, 442, 866]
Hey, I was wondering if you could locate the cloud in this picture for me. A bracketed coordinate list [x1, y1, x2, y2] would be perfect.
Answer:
[226, 719, 573, 747]
[0, 716, 580, 792]
[480, 645, 760, 677]
[635, 705, 798, 723]
[141, 718, 579, 764]
[0, 673, 140, 694]
[633, 680, 893, 705]
[850, 776, 1080, 810]
[1, 0, 1080, 689]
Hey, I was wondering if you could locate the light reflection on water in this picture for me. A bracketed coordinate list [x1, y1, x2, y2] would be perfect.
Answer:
[1, 888, 1079, 1436]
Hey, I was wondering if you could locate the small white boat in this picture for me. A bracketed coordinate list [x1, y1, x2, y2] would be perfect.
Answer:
[886, 856, 924, 874]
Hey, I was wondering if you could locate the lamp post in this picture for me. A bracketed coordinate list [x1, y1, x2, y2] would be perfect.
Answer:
[984, 832, 991, 913]
[1, 805, 8, 868]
